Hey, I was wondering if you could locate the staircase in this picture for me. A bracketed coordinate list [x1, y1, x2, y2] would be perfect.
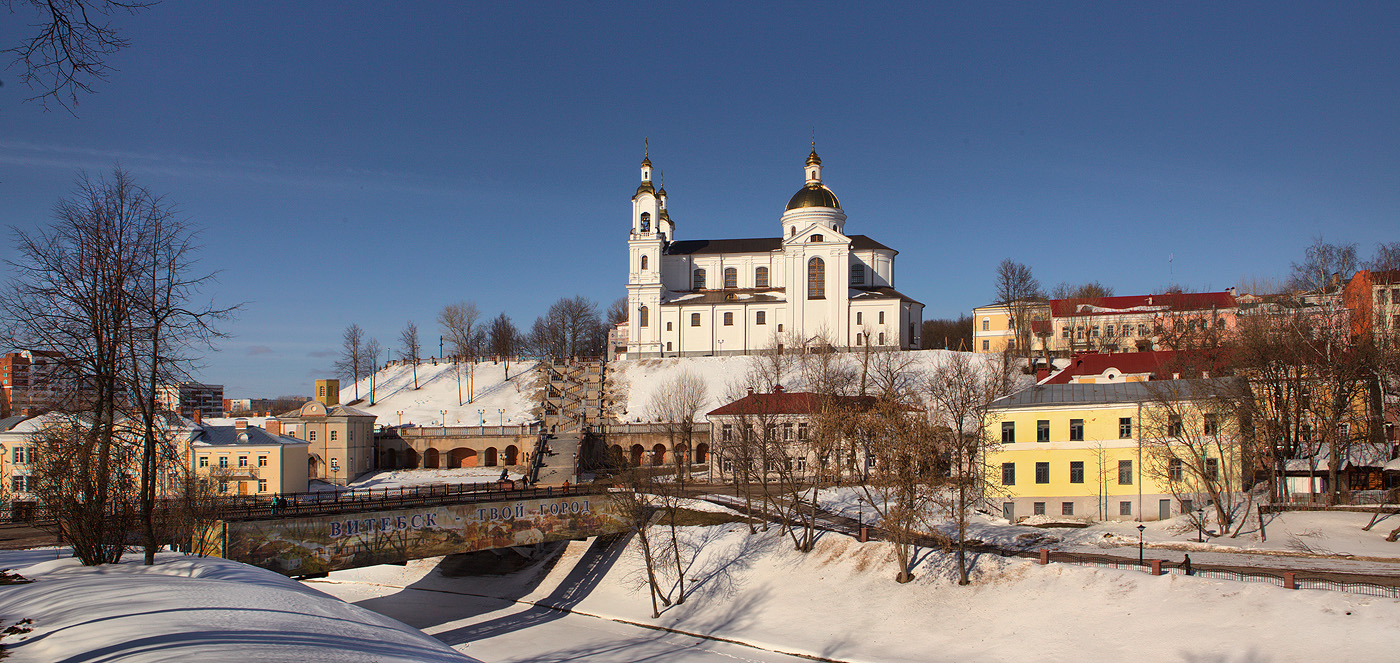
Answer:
[529, 357, 607, 485]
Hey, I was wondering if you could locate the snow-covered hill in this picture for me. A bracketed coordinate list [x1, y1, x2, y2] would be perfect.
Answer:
[328, 350, 1012, 428]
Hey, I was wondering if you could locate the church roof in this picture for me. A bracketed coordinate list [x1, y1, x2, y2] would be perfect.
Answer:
[663, 289, 787, 305]
[785, 183, 841, 211]
[851, 286, 923, 305]
[667, 235, 894, 256]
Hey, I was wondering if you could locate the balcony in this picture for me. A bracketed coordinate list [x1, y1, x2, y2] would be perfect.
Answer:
[208, 466, 259, 480]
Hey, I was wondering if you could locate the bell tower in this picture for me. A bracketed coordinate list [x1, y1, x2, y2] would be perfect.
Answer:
[627, 145, 666, 357]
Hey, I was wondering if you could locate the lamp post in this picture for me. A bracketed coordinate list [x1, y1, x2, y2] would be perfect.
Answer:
[396, 410, 403, 426]
[440, 410, 447, 427]
[1196, 507, 1206, 542]
[478, 408, 485, 426]
[498, 408, 505, 428]
[1137, 524, 1146, 565]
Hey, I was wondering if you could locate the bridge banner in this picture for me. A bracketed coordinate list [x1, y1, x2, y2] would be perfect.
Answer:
[219, 493, 627, 576]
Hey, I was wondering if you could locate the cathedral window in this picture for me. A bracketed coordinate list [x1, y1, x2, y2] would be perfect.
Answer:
[851, 264, 865, 285]
[879, 311, 885, 324]
[693, 269, 706, 290]
[638, 306, 648, 327]
[691, 313, 701, 326]
[666, 342, 672, 352]
[724, 267, 737, 289]
[640, 212, 650, 232]
[810, 234, 823, 243]
[856, 333, 863, 345]
[756, 311, 766, 325]
[755, 266, 769, 288]
[856, 312, 863, 325]
[666, 322, 672, 331]
[640, 255, 648, 270]
[723, 312, 733, 326]
[807, 257, 825, 299]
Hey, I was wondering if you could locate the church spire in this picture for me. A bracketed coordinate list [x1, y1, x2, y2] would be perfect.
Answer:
[805, 134, 822, 184]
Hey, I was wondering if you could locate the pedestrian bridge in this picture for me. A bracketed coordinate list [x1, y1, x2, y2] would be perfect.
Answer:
[201, 486, 628, 576]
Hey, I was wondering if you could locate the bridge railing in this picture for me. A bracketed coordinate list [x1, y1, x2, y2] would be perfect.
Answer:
[218, 482, 608, 521]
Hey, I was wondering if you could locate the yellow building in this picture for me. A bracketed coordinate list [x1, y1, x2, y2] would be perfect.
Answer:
[972, 300, 1049, 355]
[314, 379, 340, 406]
[191, 418, 309, 496]
[985, 379, 1243, 522]
[277, 400, 376, 485]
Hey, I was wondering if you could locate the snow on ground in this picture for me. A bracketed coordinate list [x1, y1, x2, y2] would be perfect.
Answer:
[310, 467, 527, 492]
[0, 550, 478, 663]
[607, 350, 1017, 422]
[314, 522, 1400, 663]
[340, 359, 540, 427]
[815, 485, 1400, 572]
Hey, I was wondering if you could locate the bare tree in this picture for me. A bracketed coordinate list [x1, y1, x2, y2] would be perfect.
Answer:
[646, 371, 708, 485]
[2, 0, 151, 112]
[399, 321, 421, 389]
[1141, 379, 1250, 534]
[364, 337, 382, 405]
[487, 312, 519, 378]
[334, 324, 365, 402]
[606, 296, 629, 326]
[439, 302, 480, 405]
[1289, 237, 1357, 295]
[994, 259, 1043, 372]
[921, 315, 973, 351]
[2, 168, 231, 565]
[852, 394, 932, 582]
[607, 467, 669, 618]
[529, 295, 604, 358]
[925, 352, 1009, 585]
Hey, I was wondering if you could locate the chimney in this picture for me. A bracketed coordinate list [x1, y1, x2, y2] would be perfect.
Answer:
[1036, 365, 1049, 381]
[774, 384, 785, 393]
[234, 418, 248, 429]
[19, 408, 31, 417]
[747, 387, 754, 396]
[193, 409, 202, 424]
[265, 418, 281, 436]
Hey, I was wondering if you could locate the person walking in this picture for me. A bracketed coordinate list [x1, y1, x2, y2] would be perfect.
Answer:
[1180, 554, 1193, 576]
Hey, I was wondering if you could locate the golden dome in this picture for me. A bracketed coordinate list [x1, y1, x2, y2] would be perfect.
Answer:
[635, 180, 655, 197]
[785, 182, 841, 211]
[641, 156, 653, 168]
[806, 149, 821, 166]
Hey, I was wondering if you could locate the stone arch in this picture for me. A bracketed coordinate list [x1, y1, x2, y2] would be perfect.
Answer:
[484, 447, 499, 467]
[695, 442, 710, 464]
[424, 448, 440, 469]
[449, 448, 478, 468]
[630, 444, 645, 466]
[674, 442, 690, 465]
[383, 448, 398, 469]
[403, 448, 420, 469]
[651, 443, 667, 466]
[504, 445, 519, 465]
[308, 456, 319, 479]
[610, 444, 623, 466]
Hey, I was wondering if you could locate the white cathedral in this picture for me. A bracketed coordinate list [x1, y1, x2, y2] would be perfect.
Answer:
[619, 147, 923, 358]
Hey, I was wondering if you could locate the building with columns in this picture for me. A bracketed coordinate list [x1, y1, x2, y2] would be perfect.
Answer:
[622, 148, 923, 358]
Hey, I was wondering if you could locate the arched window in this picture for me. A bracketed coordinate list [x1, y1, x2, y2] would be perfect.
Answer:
[666, 342, 672, 352]
[640, 255, 648, 270]
[851, 264, 865, 285]
[810, 234, 823, 243]
[640, 212, 651, 232]
[693, 269, 706, 290]
[638, 306, 648, 327]
[755, 266, 769, 288]
[724, 267, 737, 289]
[808, 257, 825, 299]
[878, 311, 885, 324]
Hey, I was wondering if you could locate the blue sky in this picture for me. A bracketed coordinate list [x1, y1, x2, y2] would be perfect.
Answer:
[2, 2, 1397, 397]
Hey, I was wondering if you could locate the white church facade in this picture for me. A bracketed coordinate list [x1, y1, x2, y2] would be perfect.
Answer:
[620, 148, 923, 358]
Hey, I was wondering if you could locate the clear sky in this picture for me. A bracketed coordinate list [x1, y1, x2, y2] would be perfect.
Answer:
[2, 2, 1397, 398]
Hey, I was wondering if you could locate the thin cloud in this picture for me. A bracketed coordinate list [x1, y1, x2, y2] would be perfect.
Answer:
[308, 350, 336, 359]
[247, 345, 273, 356]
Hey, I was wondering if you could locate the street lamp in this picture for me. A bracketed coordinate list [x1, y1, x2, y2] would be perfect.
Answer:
[1137, 524, 1146, 565]
[478, 408, 485, 426]
[1196, 507, 1206, 542]
[498, 408, 505, 427]
[396, 410, 403, 426]
[440, 410, 447, 427]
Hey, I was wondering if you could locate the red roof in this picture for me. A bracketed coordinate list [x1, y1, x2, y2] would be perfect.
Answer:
[1042, 350, 1233, 385]
[1049, 292, 1236, 318]
[708, 390, 885, 416]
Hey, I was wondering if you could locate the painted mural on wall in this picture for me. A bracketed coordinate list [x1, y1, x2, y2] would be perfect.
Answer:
[221, 494, 626, 575]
